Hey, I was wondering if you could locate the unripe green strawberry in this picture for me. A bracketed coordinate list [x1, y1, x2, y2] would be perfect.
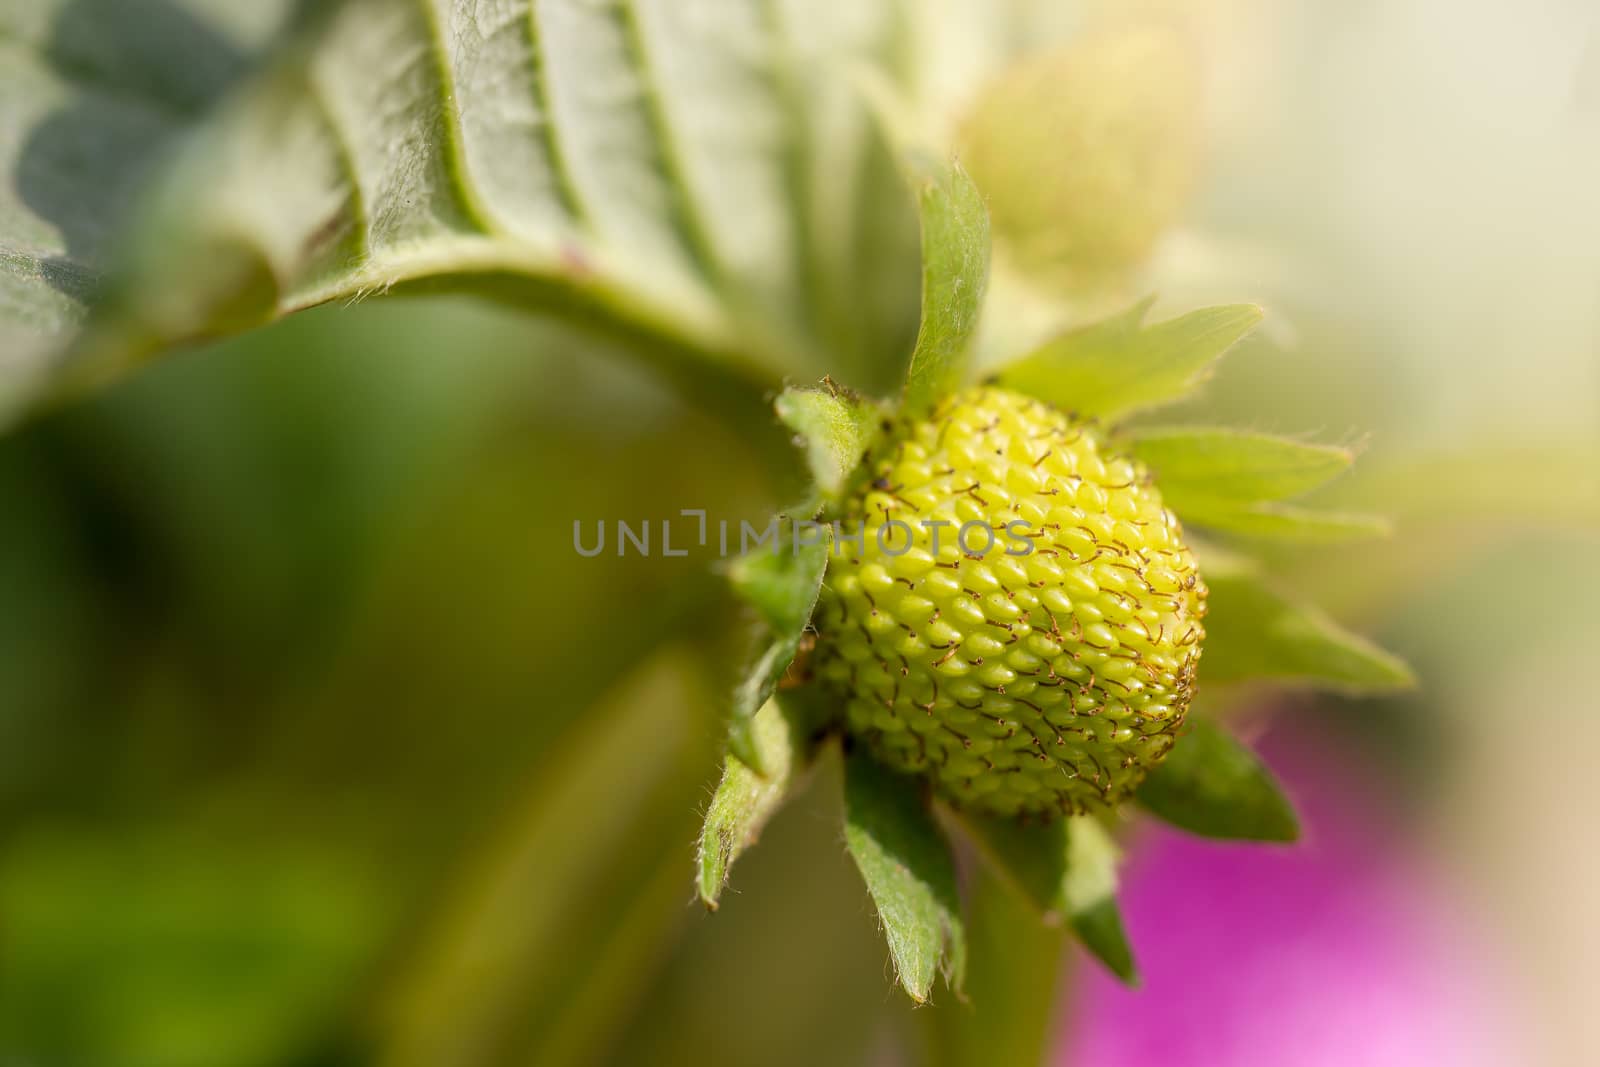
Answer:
[958, 22, 1202, 291]
[814, 387, 1206, 819]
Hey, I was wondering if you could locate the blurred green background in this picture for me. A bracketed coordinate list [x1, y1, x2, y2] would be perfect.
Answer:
[3, 1, 1598, 1065]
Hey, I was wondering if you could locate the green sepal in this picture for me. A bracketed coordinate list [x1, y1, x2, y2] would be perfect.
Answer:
[862, 75, 992, 415]
[1126, 426, 1386, 540]
[842, 748, 966, 1003]
[1071, 897, 1137, 986]
[1201, 560, 1416, 690]
[723, 522, 831, 772]
[696, 694, 825, 909]
[998, 299, 1261, 421]
[956, 812, 1138, 985]
[1128, 427, 1355, 503]
[1137, 720, 1300, 842]
[725, 521, 832, 635]
[774, 383, 885, 504]
[1184, 500, 1391, 542]
[899, 157, 990, 414]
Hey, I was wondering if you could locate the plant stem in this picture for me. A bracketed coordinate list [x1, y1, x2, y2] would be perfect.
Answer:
[921, 864, 1067, 1067]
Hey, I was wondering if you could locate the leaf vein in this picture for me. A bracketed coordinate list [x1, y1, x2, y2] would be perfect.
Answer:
[614, 0, 728, 291]
[526, 0, 593, 227]
[417, 0, 501, 236]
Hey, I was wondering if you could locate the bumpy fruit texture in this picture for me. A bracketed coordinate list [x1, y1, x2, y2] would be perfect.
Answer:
[815, 387, 1206, 819]
[958, 22, 1202, 291]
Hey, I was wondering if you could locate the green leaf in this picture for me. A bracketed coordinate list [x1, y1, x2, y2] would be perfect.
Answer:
[0, 1, 1107, 427]
[724, 523, 830, 771]
[1137, 719, 1300, 842]
[958, 811, 1137, 984]
[774, 383, 884, 503]
[999, 299, 1262, 421]
[0, 0, 299, 425]
[1129, 427, 1354, 503]
[842, 748, 965, 1003]
[2, 0, 939, 427]
[697, 696, 816, 909]
[1202, 564, 1416, 689]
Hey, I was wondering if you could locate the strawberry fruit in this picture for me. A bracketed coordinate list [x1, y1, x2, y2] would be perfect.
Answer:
[815, 386, 1206, 818]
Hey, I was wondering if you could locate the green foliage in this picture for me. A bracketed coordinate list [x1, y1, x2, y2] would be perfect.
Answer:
[0, 0, 299, 424]
[958, 812, 1137, 984]
[0, 0, 1431, 1054]
[1128, 426, 1387, 542]
[774, 384, 885, 504]
[723, 527, 830, 772]
[697, 698, 814, 909]
[1202, 562, 1416, 689]
[0, 0, 939, 426]
[842, 749, 966, 1003]
[898, 157, 991, 414]
[1136, 720, 1299, 842]
[1183, 501, 1391, 542]
[998, 299, 1262, 421]
[725, 528, 831, 637]
[701, 67, 1404, 1007]
[1129, 428, 1354, 502]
